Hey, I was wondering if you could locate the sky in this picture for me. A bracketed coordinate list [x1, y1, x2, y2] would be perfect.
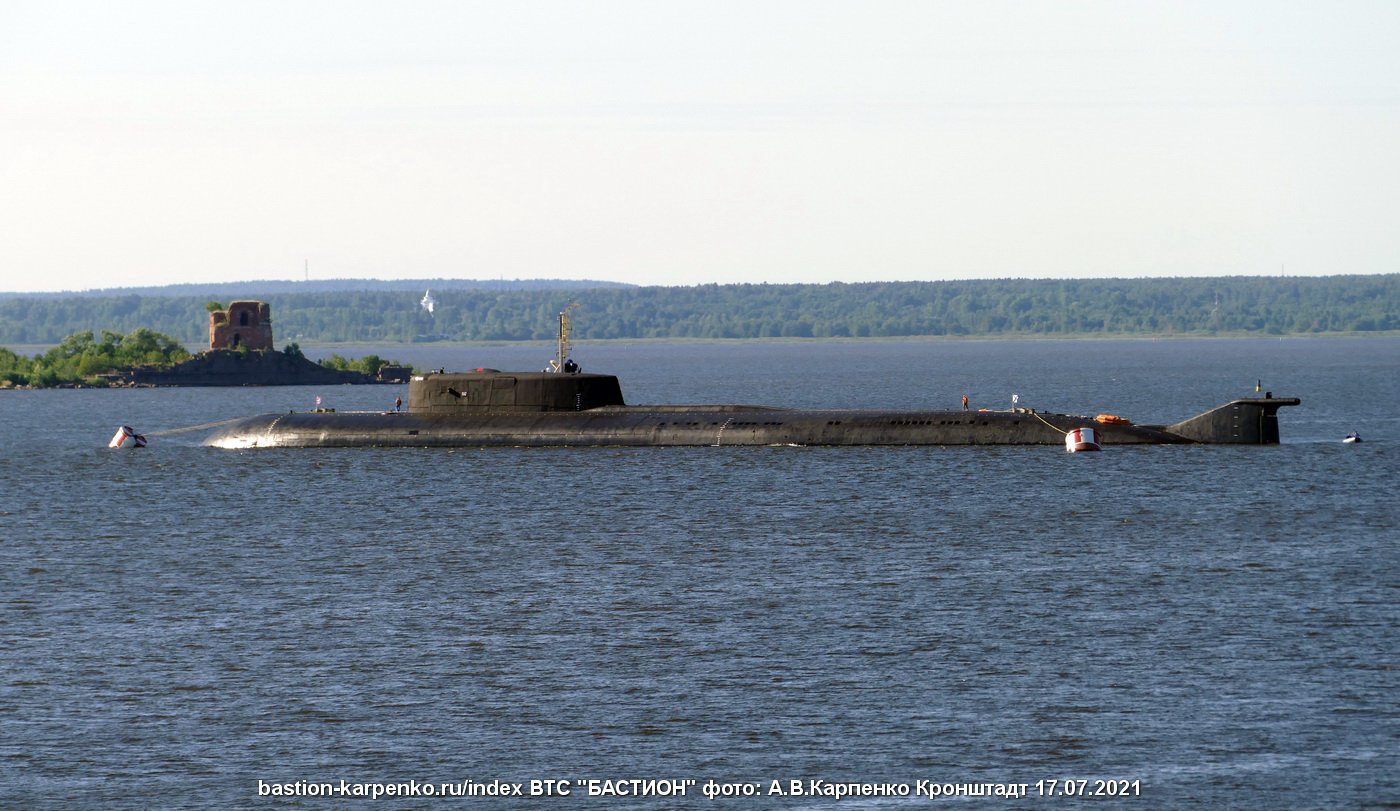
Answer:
[2, 1, 1399, 292]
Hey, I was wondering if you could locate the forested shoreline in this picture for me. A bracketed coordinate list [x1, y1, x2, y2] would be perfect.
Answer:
[1, 275, 1396, 345]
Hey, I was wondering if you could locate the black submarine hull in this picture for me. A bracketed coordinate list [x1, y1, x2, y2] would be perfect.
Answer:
[203, 402, 1300, 449]
[203, 371, 1299, 449]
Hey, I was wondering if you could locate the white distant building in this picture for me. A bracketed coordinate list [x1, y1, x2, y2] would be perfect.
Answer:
[421, 289, 436, 315]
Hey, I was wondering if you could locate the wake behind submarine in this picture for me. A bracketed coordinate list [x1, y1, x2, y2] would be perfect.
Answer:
[204, 314, 1299, 450]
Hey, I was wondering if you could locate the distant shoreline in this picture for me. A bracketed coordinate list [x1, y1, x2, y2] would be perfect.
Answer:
[8, 330, 1400, 357]
[6, 275, 1396, 345]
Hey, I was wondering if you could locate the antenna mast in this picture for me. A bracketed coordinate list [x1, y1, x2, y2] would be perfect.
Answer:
[552, 303, 578, 372]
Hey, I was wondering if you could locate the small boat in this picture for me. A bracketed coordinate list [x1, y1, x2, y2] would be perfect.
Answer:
[1064, 426, 1102, 453]
[109, 425, 147, 448]
[1343, 432, 1362, 443]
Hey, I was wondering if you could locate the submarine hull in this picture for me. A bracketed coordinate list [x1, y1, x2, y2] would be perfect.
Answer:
[203, 371, 1299, 449]
[206, 406, 1191, 449]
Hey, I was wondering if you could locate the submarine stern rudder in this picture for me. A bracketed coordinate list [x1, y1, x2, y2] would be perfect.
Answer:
[1165, 396, 1301, 444]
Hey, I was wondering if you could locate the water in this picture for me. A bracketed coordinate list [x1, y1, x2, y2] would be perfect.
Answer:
[2, 337, 1397, 809]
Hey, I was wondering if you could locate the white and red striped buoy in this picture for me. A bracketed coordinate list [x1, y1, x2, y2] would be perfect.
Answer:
[109, 425, 147, 448]
[1064, 426, 1101, 453]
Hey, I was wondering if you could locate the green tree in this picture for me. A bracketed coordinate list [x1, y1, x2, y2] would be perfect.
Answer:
[28, 328, 191, 384]
[0, 346, 33, 386]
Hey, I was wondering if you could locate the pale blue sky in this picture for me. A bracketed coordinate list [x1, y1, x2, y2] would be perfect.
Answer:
[2, 0, 1398, 292]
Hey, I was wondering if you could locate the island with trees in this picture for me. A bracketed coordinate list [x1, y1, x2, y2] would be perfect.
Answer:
[0, 301, 408, 388]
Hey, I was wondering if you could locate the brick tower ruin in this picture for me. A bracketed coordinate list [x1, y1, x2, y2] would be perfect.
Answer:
[209, 301, 274, 351]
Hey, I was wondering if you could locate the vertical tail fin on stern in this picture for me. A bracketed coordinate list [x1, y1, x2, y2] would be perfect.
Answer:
[1166, 397, 1302, 444]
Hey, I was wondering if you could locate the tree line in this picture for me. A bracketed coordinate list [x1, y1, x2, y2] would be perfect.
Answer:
[1, 275, 1396, 347]
[0, 328, 192, 387]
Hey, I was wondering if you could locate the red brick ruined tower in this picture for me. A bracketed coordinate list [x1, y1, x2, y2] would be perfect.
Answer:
[209, 301, 273, 351]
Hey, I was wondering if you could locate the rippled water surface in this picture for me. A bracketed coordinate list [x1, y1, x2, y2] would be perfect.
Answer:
[2, 337, 1397, 809]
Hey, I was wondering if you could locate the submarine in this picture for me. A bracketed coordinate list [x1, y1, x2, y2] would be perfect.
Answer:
[202, 367, 1300, 449]
[202, 310, 1300, 450]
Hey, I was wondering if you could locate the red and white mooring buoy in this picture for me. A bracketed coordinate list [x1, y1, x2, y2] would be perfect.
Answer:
[109, 425, 147, 448]
[1064, 426, 1101, 453]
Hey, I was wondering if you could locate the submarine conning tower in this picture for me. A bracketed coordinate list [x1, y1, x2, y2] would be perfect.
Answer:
[408, 371, 626, 413]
